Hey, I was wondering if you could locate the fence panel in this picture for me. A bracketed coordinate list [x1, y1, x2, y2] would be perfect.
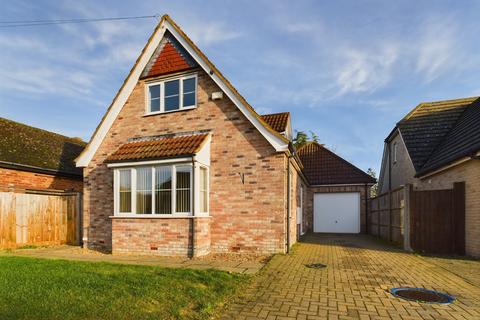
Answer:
[0, 191, 80, 248]
[410, 182, 465, 254]
[369, 187, 404, 245]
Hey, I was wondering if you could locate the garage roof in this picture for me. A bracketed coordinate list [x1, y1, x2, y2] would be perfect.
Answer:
[298, 142, 376, 185]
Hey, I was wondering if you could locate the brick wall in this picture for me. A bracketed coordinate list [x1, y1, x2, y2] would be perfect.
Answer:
[306, 185, 370, 233]
[415, 160, 480, 257]
[84, 69, 287, 255]
[379, 133, 417, 194]
[111, 217, 210, 257]
[0, 167, 82, 192]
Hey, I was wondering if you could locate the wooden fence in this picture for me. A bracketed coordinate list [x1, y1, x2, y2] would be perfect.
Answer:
[0, 191, 81, 248]
[369, 186, 405, 245]
[368, 183, 465, 255]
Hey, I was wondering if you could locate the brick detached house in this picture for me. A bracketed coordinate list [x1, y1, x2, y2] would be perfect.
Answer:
[76, 15, 374, 257]
[0, 117, 84, 193]
[378, 97, 480, 256]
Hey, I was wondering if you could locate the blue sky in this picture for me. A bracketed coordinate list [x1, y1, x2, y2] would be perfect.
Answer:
[1, 0, 480, 175]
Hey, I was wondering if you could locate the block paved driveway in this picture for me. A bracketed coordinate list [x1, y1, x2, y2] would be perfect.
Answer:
[222, 234, 480, 320]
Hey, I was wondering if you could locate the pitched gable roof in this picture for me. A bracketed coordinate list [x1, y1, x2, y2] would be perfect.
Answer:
[297, 142, 375, 185]
[416, 98, 480, 176]
[392, 97, 480, 176]
[396, 97, 477, 171]
[261, 112, 290, 133]
[106, 133, 208, 163]
[0, 117, 85, 176]
[76, 15, 288, 167]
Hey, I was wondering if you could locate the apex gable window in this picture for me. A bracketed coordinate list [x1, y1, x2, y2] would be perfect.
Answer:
[146, 74, 197, 114]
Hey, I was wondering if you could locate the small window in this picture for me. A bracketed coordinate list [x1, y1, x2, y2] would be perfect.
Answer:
[199, 167, 208, 213]
[119, 169, 132, 213]
[146, 74, 197, 114]
[393, 142, 398, 163]
[183, 77, 196, 107]
[149, 85, 161, 112]
[136, 167, 152, 214]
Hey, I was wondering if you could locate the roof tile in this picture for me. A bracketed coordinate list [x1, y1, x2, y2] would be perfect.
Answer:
[0, 117, 85, 175]
[297, 142, 375, 185]
[396, 97, 479, 173]
[261, 112, 289, 133]
[106, 133, 209, 163]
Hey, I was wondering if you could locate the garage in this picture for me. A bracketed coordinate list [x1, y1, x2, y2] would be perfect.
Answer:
[314, 192, 360, 233]
[297, 142, 376, 234]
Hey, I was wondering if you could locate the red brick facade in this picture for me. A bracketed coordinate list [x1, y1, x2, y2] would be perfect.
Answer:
[0, 167, 82, 193]
[83, 69, 301, 256]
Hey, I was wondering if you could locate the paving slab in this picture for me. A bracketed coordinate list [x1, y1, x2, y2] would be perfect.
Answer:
[222, 234, 480, 320]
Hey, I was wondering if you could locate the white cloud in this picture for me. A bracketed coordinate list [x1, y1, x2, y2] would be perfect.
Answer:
[335, 45, 398, 95]
[415, 18, 459, 83]
[184, 21, 242, 46]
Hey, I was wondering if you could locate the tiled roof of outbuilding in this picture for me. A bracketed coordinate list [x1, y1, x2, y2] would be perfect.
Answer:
[105, 133, 209, 163]
[297, 142, 375, 185]
[0, 117, 85, 176]
[261, 112, 290, 133]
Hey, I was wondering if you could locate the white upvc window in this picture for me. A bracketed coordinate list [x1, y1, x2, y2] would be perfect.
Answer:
[114, 164, 195, 216]
[199, 166, 208, 213]
[113, 162, 210, 216]
[146, 74, 197, 114]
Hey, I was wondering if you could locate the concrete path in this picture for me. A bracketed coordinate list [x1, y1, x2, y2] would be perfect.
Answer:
[222, 234, 480, 319]
[0, 246, 263, 274]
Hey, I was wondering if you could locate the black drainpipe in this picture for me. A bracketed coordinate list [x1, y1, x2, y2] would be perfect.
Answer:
[191, 156, 196, 258]
[286, 154, 293, 254]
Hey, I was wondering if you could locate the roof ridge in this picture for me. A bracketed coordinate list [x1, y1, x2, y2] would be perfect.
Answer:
[419, 99, 480, 173]
[0, 117, 86, 146]
[163, 15, 287, 143]
[402, 96, 479, 121]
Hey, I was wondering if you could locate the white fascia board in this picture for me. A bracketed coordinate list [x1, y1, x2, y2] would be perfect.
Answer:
[77, 20, 287, 168]
[76, 25, 168, 167]
[164, 20, 288, 152]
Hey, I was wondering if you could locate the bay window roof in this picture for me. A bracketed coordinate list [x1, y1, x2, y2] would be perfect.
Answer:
[105, 133, 209, 163]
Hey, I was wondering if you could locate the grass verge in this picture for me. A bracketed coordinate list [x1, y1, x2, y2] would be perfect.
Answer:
[0, 256, 247, 320]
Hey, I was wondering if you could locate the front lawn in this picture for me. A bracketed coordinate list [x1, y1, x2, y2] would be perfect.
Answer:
[0, 256, 247, 320]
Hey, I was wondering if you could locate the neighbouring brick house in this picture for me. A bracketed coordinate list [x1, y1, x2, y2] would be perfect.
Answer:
[378, 97, 480, 256]
[0, 117, 85, 193]
[76, 15, 374, 257]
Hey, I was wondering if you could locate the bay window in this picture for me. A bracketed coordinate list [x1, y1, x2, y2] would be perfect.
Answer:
[113, 163, 207, 216]
[146, 74, 197, 114]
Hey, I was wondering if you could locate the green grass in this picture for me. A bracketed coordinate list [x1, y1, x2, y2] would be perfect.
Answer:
[0, 256, 247, 320]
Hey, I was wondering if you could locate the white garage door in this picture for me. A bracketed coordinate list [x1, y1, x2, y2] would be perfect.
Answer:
[314, 192, 360, 233]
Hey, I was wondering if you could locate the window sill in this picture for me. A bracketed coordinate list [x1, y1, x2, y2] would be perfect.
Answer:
[110, 214, 210, 219]
[143, 106, 197, 117]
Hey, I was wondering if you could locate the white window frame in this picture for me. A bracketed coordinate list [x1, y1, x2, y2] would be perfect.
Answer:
[145, 73, 198, 115]
[113, 164, 195, 217]
[199, 165, 209, 214]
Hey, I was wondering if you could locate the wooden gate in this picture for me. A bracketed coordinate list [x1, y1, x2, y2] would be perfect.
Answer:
[410, 182, 465, 255]
[0, 191, 81, 248]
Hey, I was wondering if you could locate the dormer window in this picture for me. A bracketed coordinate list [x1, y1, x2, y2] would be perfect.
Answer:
[146, 74, 197, 114]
